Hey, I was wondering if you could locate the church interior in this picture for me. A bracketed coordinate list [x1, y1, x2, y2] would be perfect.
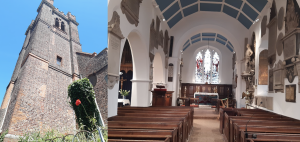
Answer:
[107, 0, 300, 141]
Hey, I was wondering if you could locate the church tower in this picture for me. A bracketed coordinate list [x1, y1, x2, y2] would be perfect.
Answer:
[0, 0, 83, 135]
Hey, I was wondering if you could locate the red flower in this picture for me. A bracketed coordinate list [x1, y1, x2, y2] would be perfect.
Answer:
[75, 99, 81, 106]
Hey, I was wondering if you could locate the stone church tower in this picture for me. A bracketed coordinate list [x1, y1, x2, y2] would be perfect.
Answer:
[0, 0, 108, 137]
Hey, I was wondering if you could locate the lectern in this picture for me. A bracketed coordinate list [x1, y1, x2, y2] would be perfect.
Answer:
[151, 90, 173, 106]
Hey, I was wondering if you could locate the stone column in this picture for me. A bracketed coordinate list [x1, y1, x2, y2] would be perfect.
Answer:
[131, 79, 152, 106]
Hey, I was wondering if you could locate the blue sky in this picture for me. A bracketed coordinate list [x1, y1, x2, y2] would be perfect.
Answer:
[0, 0, 107, 104]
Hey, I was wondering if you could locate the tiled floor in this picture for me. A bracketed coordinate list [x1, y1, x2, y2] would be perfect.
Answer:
[189, 108, 224, 142]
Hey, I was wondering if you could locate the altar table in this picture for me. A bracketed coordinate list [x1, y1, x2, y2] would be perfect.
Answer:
[194, 93, 218, 105]
[118, 99, 130, 105]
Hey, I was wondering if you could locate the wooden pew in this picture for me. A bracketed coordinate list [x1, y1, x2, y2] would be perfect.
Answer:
[233, 122, 300, 142]
[117, 111, 189, 138]
[118, 107, 193, 133]
[108, 129, 176, 142]
[246, 139, 300, 142]
[108, 116, 187, 142]
[109, 107, 193, 142]
[237, 125, 300, 142]
[219, 108, 268, 133]
[108, 139, 171, 142]
[229, 119, 300, 142]
[241, 132, 300, 142]
[108, 121, 183, 142]
[223, 112, 293, 142]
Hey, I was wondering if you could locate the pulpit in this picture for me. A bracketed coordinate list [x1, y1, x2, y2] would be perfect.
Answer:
[151, 90, 173, 106]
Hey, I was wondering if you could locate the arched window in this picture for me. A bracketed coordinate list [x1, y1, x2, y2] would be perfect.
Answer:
[195, 49, 220, 84]
[61, 22, 65, 31]
[55, 18, 59, 28]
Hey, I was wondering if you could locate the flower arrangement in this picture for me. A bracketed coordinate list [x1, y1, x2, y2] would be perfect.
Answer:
[119, 89, 130, 97]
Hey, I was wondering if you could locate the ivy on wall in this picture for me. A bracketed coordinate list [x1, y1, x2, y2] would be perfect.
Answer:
[68, 78, 101, 131]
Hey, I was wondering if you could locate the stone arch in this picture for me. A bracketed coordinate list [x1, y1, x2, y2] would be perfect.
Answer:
[126, 30, 149, 80]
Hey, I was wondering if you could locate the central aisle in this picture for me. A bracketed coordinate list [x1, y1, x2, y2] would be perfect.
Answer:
[189, 107, 224, 142]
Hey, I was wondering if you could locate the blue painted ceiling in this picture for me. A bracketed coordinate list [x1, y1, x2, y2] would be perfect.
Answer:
[183, 32, 234, 52]
[155, 0, 268, 29]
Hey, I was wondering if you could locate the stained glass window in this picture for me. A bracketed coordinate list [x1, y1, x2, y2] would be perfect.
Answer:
[195, 49, 220, 84]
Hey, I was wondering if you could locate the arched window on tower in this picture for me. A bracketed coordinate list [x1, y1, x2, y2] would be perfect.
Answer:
[61, 22, 65, 31]
[55, 18, 59, 28]
[195, 49, 220, 84]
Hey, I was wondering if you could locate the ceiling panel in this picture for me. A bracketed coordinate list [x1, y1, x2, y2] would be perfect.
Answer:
[156, 0, 176, 11]
[200, 3, 222, 12]
[180, 0, 198, 8]
[238, 13, 252, 29]
[167, 12, 183, 28]
[156, 0, 269, 29]
[191, 33, 201, 40]
[163, 2, 180, 20]
[222, 5, 239, 18]
[202, 33, 216, 37]
[242, 3, 259, 21]
[200, 0, 223, 2]
[225, 0, 243, 9]
[246, 0, 268, 12]
[183, 4, 199, 17]
[192, 38, 201, 44]
[202, 38, 215, 41]
[217, 34, 227, 41]
[226, 44, 234, 52]
[216, 39, 226, 45]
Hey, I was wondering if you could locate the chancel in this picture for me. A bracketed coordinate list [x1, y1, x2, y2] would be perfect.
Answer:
[108, 0, 300, 141]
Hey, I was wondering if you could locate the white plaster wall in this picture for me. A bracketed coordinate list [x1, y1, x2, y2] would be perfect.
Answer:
[170, 12, 248, 61]
[181, 42, 233, 84]
[108, 0, 172, 116]
[246, 0, 300, 120]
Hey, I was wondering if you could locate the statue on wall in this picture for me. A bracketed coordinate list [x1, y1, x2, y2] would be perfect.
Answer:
[244, 44, 253, 74]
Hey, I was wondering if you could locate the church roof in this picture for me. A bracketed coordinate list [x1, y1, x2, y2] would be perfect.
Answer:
[155, 0, 268, 29]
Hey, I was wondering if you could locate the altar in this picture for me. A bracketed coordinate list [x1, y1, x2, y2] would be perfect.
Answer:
[194, 93, 218, 105]
[118, 99, 130, 105]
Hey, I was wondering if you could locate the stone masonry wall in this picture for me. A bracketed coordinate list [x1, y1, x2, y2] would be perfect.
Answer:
[2, 55, 76, 135]
[76, 49, 108, 125]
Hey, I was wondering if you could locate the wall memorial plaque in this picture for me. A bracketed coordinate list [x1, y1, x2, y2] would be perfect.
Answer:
[164, 30, 169, 55]
[261, 16, 267, 37]
[267, 16, 277, 67]
[269, 69, 274, 92]
[286, 84, 296, 102]
[121, 0, 143, 27]
[276, 33, 284, 56]
[168, 64, 173, 82]
[283, 34, 296, 60]
[286, 65, 296, 83]
[108, 11, 124, 89]
[285, 0, 300, 34]
[259, 50, 268, 85]
[278, 7, 285, 31]
[273, 60, 285, 93]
